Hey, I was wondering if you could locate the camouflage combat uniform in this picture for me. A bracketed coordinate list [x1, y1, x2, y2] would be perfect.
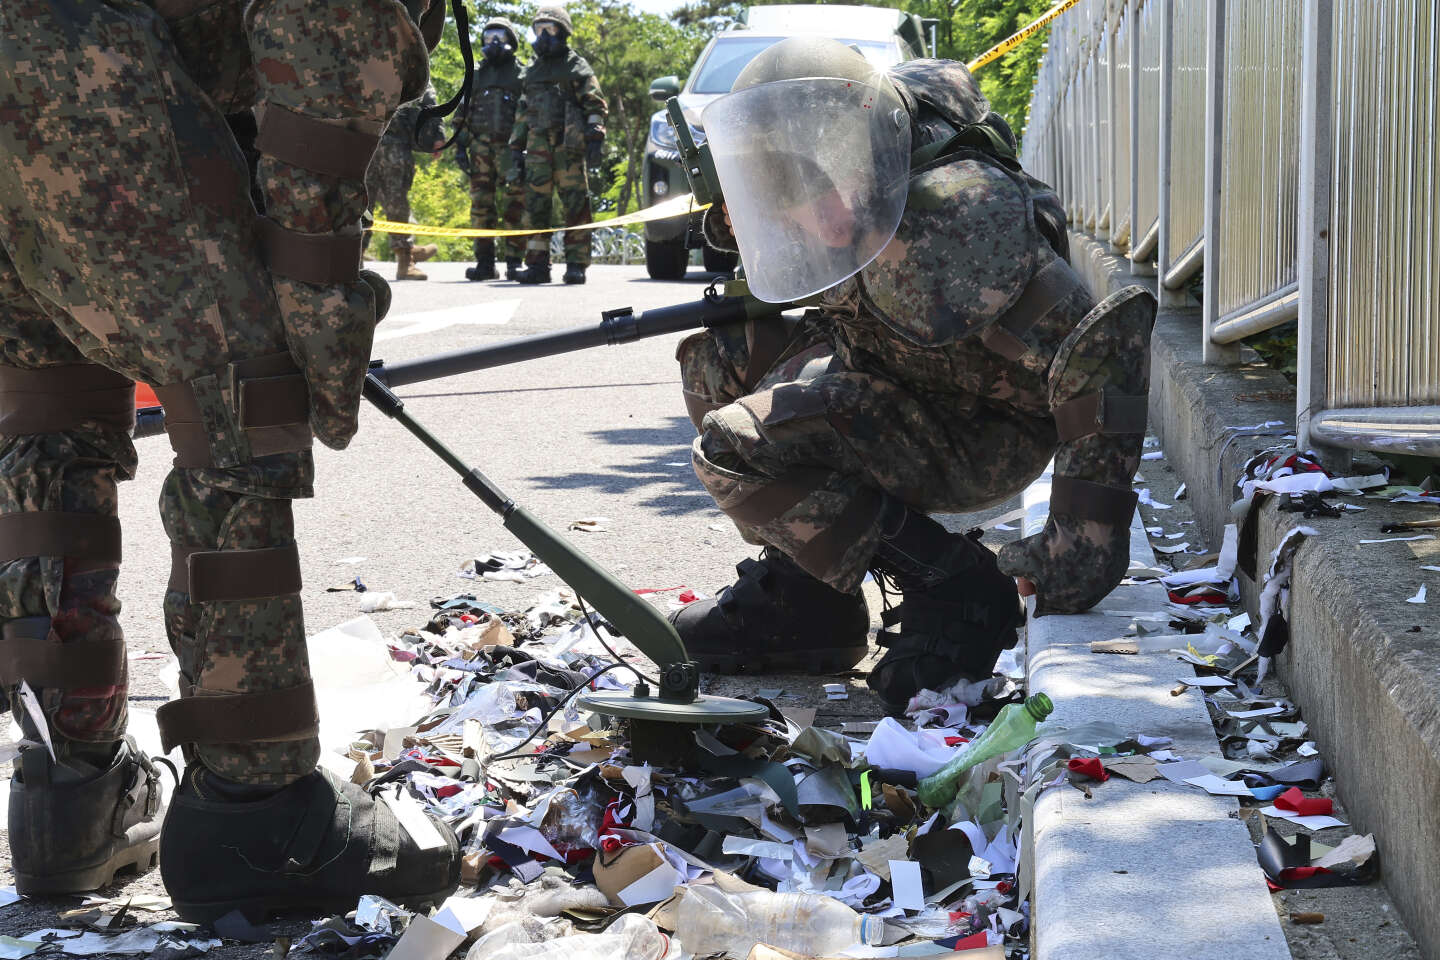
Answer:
[681, 60, 1155, 617]
[366, 83, 445, 253]
[453, 25, 526, 264]
[0, 0, 432, 785]
[509, 46, 607, 266]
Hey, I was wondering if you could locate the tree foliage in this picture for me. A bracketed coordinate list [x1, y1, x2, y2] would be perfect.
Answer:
[385, 0, 1055, 260]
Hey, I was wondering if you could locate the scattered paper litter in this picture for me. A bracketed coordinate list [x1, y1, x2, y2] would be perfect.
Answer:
[1183, 774, 1252, 796]
[0, 888, 20, 910]
[1141, 451, 1164, 461]
[1358, 535, 1436, 544]
[1260, 805, 1348, 831]
[1406, 585, 1428, 604]
[334, 556, 367, 565]
[1153, 541, 1191, 554]
[1421, 565, 1440, 572]
[824, 683, 849, 701]
[1137, 489, 1173, 510]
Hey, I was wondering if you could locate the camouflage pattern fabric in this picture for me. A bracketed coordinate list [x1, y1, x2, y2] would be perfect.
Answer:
[0, 0, 427, 783]
[454, 60, 525, 260]
[509, 48, 606, 265]
[366, 138, 419, 252]
[367, 83, 443, 253]
[685, 149, 1153, 612]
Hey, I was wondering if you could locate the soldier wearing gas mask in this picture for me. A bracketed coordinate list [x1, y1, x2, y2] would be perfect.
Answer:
[507, 5, 608, 285]
[672, 38, 1156, 713]
[453, 17, 527, 281]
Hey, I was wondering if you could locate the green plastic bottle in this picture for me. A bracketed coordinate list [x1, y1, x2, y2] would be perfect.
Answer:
[917, 693, 1054, 808]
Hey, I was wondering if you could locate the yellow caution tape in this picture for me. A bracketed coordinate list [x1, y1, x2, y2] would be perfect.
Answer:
[967, 0, 1083, 73]
[369, 193, 708, 238]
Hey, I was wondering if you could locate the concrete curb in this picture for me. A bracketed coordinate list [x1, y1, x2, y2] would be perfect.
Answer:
[1023, 469, 1290, 960]
[1066, 231, 1440, 960]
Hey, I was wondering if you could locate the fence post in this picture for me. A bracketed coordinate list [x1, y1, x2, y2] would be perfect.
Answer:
[1201, 0, 1240, 362]
[1156, 0, 1181, 303]
[1296, 0, 1341, 464]
[1128, 0, 1151, 276]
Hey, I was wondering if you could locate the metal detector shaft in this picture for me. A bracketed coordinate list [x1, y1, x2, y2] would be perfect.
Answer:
[371, 294, 786, 389]
[360, 372, 691, 675]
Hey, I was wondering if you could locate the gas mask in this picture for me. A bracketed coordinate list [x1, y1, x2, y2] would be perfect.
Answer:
[481, 27, 514, 62]
[530, 20, 566, 58]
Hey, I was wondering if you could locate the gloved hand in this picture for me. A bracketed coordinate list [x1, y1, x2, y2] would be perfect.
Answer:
[508, 148, 525, 184]
[585, 138, 603, 167]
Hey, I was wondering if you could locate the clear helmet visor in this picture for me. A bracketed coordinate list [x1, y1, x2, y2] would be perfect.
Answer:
[701, 75, 911, 303]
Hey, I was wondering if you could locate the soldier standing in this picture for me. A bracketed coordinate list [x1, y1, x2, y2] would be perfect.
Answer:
[0, 0, 458, 915]
[671, 39, 1156, 713]
[508, 5, 608, 285]
[366, 82, 446, 281]
[454, 18, 527, 282]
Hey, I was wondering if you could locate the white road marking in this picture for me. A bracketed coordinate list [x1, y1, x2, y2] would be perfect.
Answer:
[374, 299, 519, 342]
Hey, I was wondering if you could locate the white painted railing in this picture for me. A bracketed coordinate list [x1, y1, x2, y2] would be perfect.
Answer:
[1020, 0, 1440, 457]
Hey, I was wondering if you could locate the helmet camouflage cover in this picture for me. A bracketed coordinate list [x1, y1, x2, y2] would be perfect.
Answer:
[532, 4, 573, 35]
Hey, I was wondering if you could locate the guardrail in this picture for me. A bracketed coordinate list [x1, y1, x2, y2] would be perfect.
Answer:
[1021, 0, 1440, 458]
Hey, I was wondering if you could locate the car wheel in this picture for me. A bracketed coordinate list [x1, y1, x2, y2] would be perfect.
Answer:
[702, 246, 738, 275]
[645, 238, 689, 280]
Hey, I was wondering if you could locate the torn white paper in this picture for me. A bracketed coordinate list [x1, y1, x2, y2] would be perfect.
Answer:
[889, 860, 926, 911]
[1260, 805, 1348, 831]
[1407, 584, 1428, 604]
[1358, 535, 1436, 544]
[1182, 774, 1252, 796]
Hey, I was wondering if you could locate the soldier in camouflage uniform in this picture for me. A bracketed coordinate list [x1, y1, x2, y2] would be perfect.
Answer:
[0, 0, 458, 915]
[366, 82, 446, 281]
[508, 5, 608, 285]
[671, 39, 1155, 712]
[453, 18, 526, 282]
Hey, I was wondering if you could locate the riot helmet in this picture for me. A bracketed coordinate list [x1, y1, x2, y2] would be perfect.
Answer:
[701, 37, 912, 303]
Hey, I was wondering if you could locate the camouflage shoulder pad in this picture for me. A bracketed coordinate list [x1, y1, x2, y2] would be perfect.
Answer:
[860, 158, 1038, 346]
[568, 50, 596, 79]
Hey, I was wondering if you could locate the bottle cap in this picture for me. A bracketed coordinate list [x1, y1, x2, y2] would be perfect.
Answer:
[859, 915, 886, 945]
[1025, 692, 1054, 719]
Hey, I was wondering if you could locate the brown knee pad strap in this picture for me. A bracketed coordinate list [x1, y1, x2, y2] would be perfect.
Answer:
[255, 105, 379, 182]
[0, 364, 136, 435]
[0, 617, 126, 689]
[1053, 389, 1149, 443]
[153, 353, 312, 468]
[169, 543, 303, 603]
[0, 511, 122, 566]
[1049, 476, 1139, 526]
[156, 681, 319, 753]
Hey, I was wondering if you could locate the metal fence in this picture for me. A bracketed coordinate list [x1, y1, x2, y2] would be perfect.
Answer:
[1021, 0, 1440, 458]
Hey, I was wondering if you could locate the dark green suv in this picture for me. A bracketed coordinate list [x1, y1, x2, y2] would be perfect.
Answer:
[641, 4, 933, 280]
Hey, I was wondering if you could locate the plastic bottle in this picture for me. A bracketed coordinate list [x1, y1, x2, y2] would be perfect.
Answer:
[465, 914, 670, 960]
[917, 693, 1054, 808]
[676, 885, 886, 959]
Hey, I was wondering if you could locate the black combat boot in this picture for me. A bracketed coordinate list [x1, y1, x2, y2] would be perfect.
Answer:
[9, 737, 165, 894]
[466, 240, 497, 281]
[514, 253, 552, 284]
[669, 548, 870, 675]
[161, 764, 461, 923]
[867, 501, 1024, 714]
[504, 257, 523, 281]
[562, 262, 587, 284]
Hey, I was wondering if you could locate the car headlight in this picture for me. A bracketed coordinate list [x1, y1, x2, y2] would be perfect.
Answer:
[648, 111, 705, 150]
[649, 112, 678, 149]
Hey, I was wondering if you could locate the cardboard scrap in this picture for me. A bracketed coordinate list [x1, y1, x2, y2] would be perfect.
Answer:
[593, 842, 685, 906]
[1101, 755, 1160, 783]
